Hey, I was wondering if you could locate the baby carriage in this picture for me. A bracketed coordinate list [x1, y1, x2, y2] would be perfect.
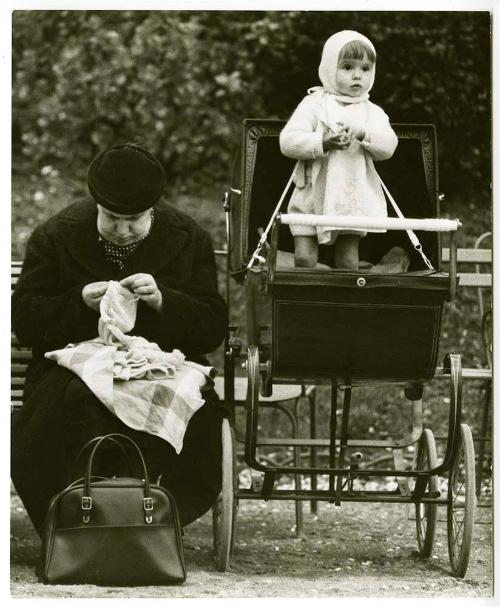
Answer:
[213, 119, 475, 578]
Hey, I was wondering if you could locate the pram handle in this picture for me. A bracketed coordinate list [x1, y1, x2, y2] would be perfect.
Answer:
[279, 213, 461, 232]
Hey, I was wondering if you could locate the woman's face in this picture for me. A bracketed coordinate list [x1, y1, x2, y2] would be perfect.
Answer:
[97, 205, 152, 245]
[335, 52, 373, 97]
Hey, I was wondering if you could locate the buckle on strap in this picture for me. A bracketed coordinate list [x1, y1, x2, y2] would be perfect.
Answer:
[81, 496, 92, 524]
[143, 497, 154, 523]
[81, 496, 93, 510]
[415, 244, 435, 270]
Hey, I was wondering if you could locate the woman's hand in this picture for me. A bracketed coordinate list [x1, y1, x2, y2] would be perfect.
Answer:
[120, 273, 163, 313]
[82, 281, 109, 311]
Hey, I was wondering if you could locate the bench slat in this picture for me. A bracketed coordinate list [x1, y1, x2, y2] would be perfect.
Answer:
[458, 273, 492, 288]
[11, 349, 33, 361]
[442, 248, 492, 264]
[11, 334, 23, 347]
[213, 376, 303, 403]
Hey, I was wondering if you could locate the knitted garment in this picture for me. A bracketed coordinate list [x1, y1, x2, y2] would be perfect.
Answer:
[281, 94, 398, 244]
[279, 31, 398, 244]
[99, 209, 155, 269]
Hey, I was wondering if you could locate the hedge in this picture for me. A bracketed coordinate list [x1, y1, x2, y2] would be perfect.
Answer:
[12, 10, 491, 196]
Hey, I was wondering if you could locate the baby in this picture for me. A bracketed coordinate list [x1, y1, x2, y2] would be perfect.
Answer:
[280, 30, 398, 270]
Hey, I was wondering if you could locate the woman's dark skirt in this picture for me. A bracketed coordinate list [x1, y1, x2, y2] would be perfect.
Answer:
[11, 364, 224, 536]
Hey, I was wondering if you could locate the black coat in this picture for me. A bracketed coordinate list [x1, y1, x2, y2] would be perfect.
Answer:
[13, 198, 226, 367]
[11, 199, 227, 532]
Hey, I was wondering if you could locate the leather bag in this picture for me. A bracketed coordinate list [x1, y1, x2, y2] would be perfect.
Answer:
[40, 433, 186, 586]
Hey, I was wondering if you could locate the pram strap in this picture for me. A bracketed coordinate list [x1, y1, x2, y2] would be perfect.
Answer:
[379, 178, 435, 270]
[247, 170, 296, 270]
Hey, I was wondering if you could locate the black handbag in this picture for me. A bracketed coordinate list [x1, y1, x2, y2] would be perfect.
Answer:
[40, 433, 186, 586]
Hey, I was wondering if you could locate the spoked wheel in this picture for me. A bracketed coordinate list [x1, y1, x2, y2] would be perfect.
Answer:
[447, 423, 476, 578]
[414, 429, 438, 557]
[212, 418, 237, 572]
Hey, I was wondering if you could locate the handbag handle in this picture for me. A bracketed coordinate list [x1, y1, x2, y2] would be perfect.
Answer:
[66, 475, 109, 489]
[73, 435, 133, 478]
[82, 433, 154, 524]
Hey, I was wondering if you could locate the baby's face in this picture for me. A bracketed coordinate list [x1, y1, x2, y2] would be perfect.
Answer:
[335, 52, 373, 97]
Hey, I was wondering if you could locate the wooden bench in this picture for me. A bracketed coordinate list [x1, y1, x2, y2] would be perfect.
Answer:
[11, 260, 28, 413]
[439, 237, 492, 378]
[440, 234, 492, 496]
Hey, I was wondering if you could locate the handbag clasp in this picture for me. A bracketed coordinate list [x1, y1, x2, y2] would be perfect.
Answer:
[81, 496, 93, 524]
[143, 497, 154, 524]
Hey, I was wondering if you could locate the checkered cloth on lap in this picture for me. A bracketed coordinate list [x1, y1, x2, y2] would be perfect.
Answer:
[45, 281, 215, 453]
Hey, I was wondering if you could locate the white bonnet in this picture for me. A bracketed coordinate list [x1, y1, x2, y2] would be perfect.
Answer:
[318, 30, 376, 94]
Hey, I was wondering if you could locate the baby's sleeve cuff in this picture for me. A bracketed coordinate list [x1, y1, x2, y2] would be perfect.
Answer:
[359, 130, 372, 150]
[312, 133, 326, 158]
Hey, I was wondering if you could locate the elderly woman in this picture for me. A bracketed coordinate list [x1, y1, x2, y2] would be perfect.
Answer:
[11, 143, 227, 536]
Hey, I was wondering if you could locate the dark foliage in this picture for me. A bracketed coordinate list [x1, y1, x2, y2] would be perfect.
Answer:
[12, 10, 491, 196]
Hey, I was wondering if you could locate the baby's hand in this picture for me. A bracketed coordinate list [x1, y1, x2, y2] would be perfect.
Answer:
[323, 123, 352, 152]
[342, 123, 366, 142]
[329, 121, 346, 137]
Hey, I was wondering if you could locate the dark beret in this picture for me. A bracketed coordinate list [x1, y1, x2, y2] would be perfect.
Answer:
[88, 143, 166, 214]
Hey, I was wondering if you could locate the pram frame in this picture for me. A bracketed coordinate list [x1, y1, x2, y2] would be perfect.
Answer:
[217, 119, 476, 579]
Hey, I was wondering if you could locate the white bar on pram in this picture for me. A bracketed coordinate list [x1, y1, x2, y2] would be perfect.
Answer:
[279, 214, 461, 232]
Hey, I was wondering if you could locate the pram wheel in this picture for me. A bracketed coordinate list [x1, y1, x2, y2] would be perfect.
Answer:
[414, 428, 438, 557]
[447, 423, 476, 578]
[212, 418, 237, 571]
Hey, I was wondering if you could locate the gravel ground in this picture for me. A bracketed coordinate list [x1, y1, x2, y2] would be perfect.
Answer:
[10, 483, 493, 599]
